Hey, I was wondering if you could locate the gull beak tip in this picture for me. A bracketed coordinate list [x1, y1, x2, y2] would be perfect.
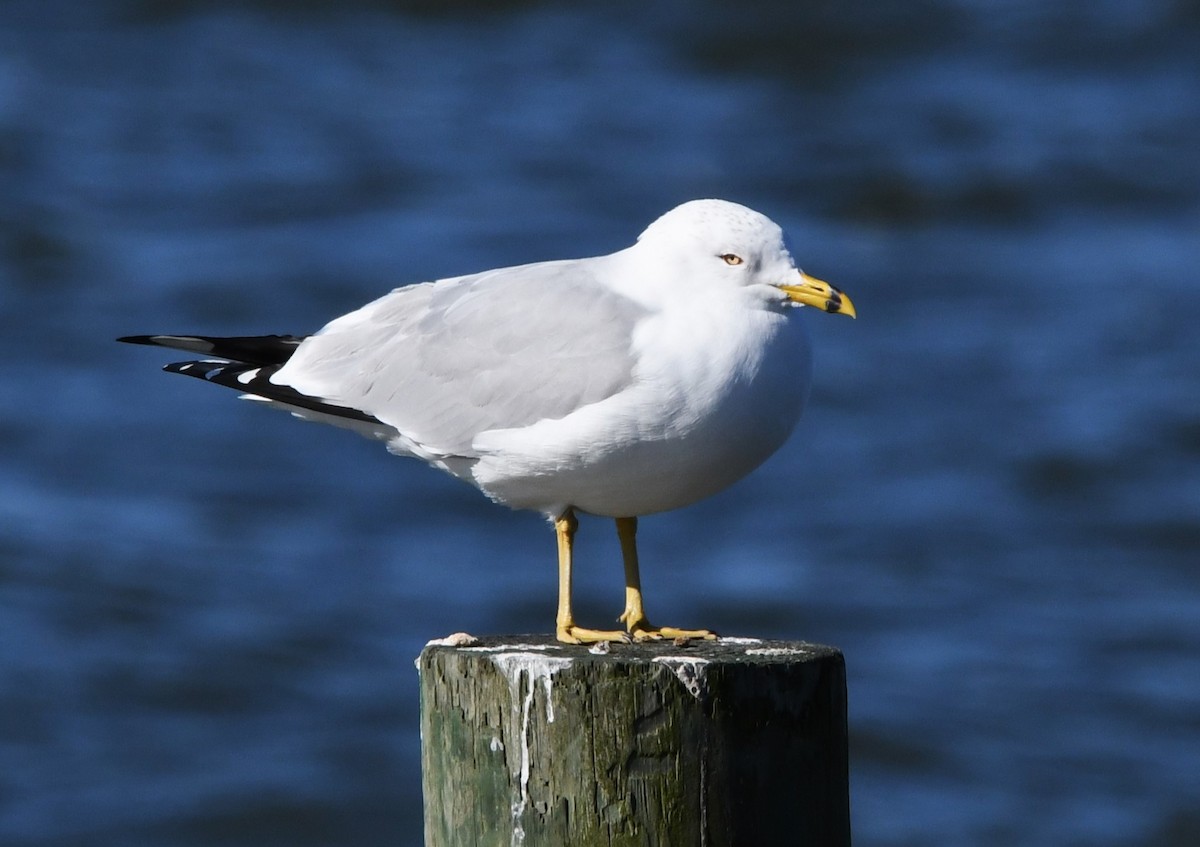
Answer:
[780, 273, 858, 319]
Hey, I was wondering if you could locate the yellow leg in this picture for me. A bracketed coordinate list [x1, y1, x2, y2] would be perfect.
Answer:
[615, 516, 716, 642]
[555, 509, 629, 644]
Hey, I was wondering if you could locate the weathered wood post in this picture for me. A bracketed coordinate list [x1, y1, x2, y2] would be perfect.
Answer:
[419, 635, 850, 846]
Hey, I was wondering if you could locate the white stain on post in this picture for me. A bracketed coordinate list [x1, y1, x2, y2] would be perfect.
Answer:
[746, 647, 811, 657]
[652, 656, 712, 699]
[489, 652, 573, 847]
[425, 632, 481, 648]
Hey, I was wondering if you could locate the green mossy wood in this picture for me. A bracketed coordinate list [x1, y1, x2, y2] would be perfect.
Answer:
[419, 635, 850, 846]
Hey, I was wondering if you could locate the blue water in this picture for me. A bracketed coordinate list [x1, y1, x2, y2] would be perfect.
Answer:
[2, 2, 1198, 844]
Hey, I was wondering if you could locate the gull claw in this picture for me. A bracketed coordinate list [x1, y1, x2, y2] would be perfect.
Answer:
[626, 619, 717, 643]
[557, 624, 632, 645]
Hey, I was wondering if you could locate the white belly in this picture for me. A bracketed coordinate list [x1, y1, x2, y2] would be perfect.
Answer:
[467, 305, 813, 518]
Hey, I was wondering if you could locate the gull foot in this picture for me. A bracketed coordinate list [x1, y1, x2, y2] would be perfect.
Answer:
[629, 624, 718, 642]
[556, 624, 632, 645]
[621, 610, 717, 642]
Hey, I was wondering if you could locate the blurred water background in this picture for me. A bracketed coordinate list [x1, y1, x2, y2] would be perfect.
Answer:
[2, 1, 1198, 844]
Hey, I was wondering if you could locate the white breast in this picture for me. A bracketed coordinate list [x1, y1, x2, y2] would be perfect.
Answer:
[468, 297, 813, 518]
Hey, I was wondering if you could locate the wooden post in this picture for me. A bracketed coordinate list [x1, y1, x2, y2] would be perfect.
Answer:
[419, 635, 850, 846]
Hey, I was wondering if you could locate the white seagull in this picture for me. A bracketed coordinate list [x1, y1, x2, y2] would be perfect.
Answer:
[120, 199, 856, 644]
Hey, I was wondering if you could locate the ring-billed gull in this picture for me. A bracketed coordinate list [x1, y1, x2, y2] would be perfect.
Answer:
[120, 199, 855, 644]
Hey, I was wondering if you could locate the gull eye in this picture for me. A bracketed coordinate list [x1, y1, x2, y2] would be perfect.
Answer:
[720, 253, 744, 266]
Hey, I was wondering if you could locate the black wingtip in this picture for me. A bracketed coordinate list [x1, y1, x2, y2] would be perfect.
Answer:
[116, 333, 307, 364]
[162, 360, 225, 376]
[117, 334, 210, 350]
[160, 358, 383, 425]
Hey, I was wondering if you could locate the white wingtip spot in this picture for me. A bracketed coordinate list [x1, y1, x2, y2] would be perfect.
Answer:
[236, 368, 260, 385]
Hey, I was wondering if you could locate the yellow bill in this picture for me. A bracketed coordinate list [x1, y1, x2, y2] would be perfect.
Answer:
[777, 272, 857, 318]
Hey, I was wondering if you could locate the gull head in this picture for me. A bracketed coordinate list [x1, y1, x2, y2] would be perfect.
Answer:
[635, 199, 855, 318]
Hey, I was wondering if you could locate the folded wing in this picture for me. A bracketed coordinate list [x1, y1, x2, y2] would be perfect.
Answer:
[274, 259, 645, 458]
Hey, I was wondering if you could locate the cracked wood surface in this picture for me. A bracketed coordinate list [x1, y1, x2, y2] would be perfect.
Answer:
[419, 635, 850, 847]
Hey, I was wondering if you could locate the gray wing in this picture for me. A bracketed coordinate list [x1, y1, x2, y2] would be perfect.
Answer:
[272, 258, 645, 457]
